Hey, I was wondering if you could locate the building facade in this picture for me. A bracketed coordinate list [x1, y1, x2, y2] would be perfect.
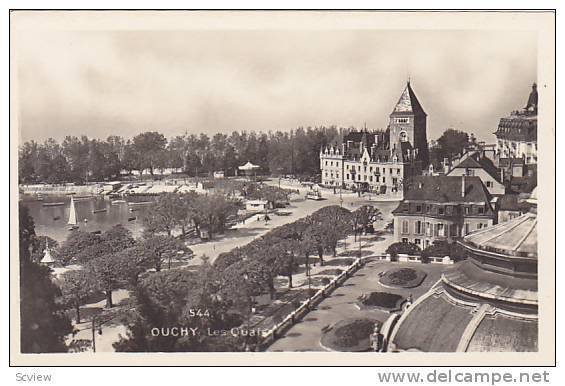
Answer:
[494, 83, 538, 164]
[446, 151, 505, 196]
[388, 192, 538, 352]
[320, 81, 428, 195]
[391, 175, 496, 249]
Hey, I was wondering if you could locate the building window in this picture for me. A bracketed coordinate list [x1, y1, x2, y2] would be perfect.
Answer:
[382, 177, 386, 183]
[437, 223, 445, 237]
[464, 207, 470, 215]
[402, 220, 409, 234]
[486, 181, 493, 188]
[464, 223, 470, 235]
[369, 176, 373, 182]
[401, 238, 409, 243]
[346, 174, 350, 180]
[325, 161, 328, 166]
[478, 207, 484, 214]
[397, 169, 401, 175]
[425, 222, 431, 236]
[336, 173, 339, 178]
[389, 168, 393, 174]
[364, 175, 367, 181]
[414, 238, 421, 246]
[477, 223, 483, 230]
[416, 205, 422, 213]
[438, 207, 444, 215]
[415, 220, 423, 235]
[446, 206, 452, 215]
[369, 166, 373, 172]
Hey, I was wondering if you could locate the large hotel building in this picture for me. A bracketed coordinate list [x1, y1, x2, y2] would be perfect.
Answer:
[320, 81, 428, 195]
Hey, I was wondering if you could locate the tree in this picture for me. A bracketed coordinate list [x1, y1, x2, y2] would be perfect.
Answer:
[352, 205, 382, 240]
[84, 247, 146, 308]
[131, 131, 167, 176]
[19, 205, 73, 352]
[191, 193, 240, 238]
[57, 225, 135, 264]
[310, 206, 353, 257]
[57, 231, 101, 264]
[59, 270, 94, 324]
[114, 267, 241, 352]
[139, 235, 192, 272]
[433, 129, 470, 166]
[142, 193, 190, 237]
[248, 185, 291, 208]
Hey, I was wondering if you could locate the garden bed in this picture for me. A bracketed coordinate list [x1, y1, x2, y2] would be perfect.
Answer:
[320, 318, 380, 352]
[378, 267, 426, 288]
[356, 292, 405, 313]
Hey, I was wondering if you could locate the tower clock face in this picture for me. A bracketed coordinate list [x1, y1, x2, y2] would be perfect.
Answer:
[399, 131, 408, 142]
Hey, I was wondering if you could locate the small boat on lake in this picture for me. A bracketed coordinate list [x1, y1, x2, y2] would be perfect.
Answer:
[92, 208, 107, 214]
[91, 230, 102, 235]
[111, 200, 127, 205]
[129, 208, 139, 212]
[68, 196, 79, 231]
[127, 201, 153, 206]
[127, 216, 137, 222]
[42, 202, 65, 207]
[53, 216, 61, 221]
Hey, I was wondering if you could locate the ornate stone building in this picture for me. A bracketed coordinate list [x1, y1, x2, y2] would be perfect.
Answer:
[494, 83, 538, 164]
[320, 81, 428, 195]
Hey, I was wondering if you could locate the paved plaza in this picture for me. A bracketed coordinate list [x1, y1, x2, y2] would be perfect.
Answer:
[268, 256, 449, 352]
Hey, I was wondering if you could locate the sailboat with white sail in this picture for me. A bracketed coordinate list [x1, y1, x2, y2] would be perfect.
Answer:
[68, 196, 79, 231]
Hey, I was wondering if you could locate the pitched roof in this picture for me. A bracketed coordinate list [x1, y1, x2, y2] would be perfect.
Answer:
[402, 175, 492, 203]
[390, 82, 426, 116]
[453, 155, 501, 182]
[498, 194, 531, 212]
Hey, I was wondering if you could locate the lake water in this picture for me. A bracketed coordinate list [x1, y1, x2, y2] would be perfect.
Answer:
[21, 195, 152, 244]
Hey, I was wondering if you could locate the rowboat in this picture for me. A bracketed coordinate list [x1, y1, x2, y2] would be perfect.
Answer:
[111, 200, 127, 205]
[92, 208, 107, 213]
[42, 202, 65, 207]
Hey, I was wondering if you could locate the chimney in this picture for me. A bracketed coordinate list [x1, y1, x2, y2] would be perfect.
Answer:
[461, 174, 466, 198]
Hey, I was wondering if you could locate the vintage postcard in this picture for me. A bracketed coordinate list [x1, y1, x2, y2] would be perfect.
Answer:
[9, 10, 555, 366]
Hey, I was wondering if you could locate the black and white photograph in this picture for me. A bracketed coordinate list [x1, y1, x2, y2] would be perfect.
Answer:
[7, 9, 555, 368]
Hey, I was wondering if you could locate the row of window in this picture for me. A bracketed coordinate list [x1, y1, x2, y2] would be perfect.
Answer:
[347, 165, 401, 175]
[401, 203, 487, 216]
[324, 160, 342, 167]
[400, 220, 489, 237]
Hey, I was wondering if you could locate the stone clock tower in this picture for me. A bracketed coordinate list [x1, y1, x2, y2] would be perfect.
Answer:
[388, 81, 429, 167]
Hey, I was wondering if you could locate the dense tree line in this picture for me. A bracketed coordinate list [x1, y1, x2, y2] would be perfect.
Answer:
[19, 205, 73, 352]
[115, 205, 357, 352]
[18, 127, 345, 184]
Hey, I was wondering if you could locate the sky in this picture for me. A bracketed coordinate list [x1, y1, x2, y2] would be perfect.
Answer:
[12, 25, 537, 144]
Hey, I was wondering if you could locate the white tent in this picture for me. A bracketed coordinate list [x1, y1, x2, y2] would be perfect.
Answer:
[238, 161, 260, 171]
